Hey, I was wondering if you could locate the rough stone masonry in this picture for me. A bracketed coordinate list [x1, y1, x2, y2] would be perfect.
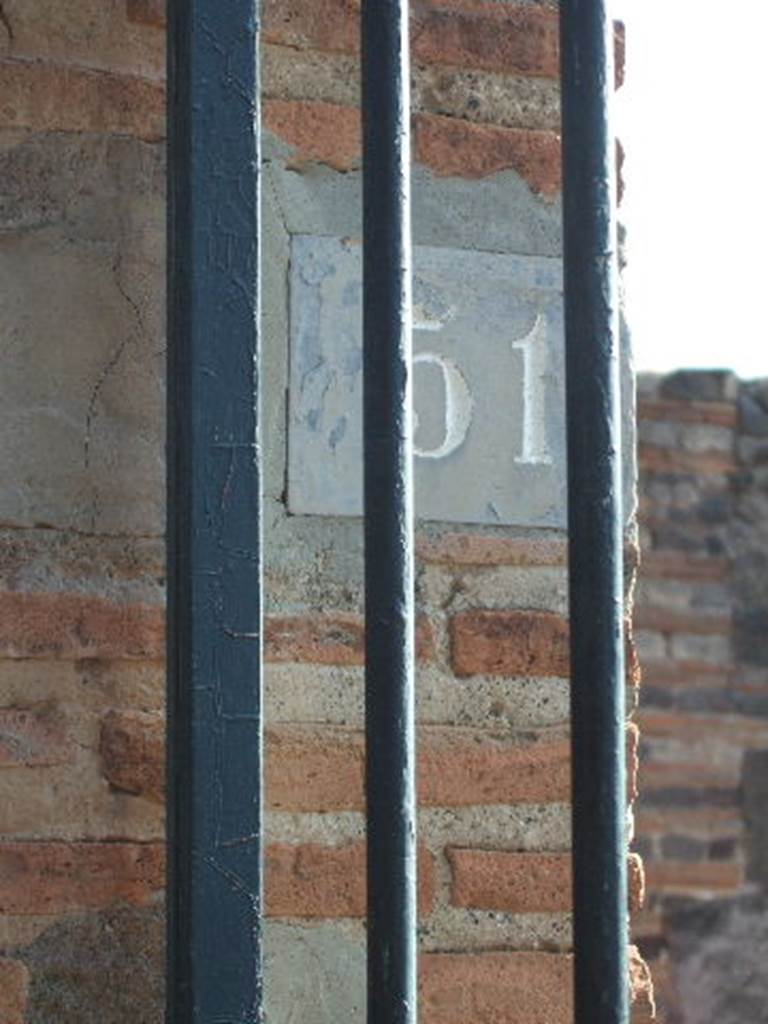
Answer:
[0, 2, 654, 1022]
[633, 371, 768, 1024]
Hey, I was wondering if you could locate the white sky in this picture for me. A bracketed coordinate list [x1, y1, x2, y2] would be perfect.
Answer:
[613, 1, 767, 379]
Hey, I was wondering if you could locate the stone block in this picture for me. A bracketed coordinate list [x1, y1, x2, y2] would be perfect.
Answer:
[739, 391, 768, 437]
[668, 632, 731, 665]
[743, 748, 768, 885]
[450, 610, 570, 677]
[289, 234, 566, 526]
[0, 754, 164, 842]
[420, 951, 572, 1024]
[99, 709, 164, 803]
[0, 592, 164, 660]
[447, 849, 571, 912]
[659, 371, 738, 404]
[265, 922, 365, 1024]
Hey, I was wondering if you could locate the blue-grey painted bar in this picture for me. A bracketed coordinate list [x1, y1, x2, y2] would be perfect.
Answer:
[166, 1, 264, 1020]
[560, 3, 629, 1024]
[361, 1, 418, 1022]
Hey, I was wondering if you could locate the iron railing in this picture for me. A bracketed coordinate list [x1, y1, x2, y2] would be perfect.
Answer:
[361, 2, 418, 1023]
[561, 4, 629, 1024]
[166, 1, 626, 1021]
[166, 1, 264, 1020]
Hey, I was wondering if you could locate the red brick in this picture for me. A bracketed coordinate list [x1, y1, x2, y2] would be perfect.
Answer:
[448, 848, 644, 913]
[641, 662, 733, 689]
[448, 849, 570, 912]
[0, 842, 164, 915]
[639, 398, 738, 429]
[0, 594, 435, 667]
[264, 99, 361, 172]
[0, 591, 164, 660]
[263, 0, 558, 77]
[637, 710, 768, 749]
[417, 534, 567, 567]
[0, 59, 164, 140]
[265, 613, 434, 664]
[640, 552, 730, 583]
[420, 951, 572, 1024]
[450, 610, 569, 678]
[627, 721, 640, 804]
[629, 852, 646, 912]
[0, 959, 29, 1024]
[630, 946, 657, 1023]
[639, 759, 739, 792]
[636, 807, 742, 835]
[420, 727, 570, 807]
[266, 612, 365, 665]
[644, 860, 743, 895]
[126, 0, 166, 27]
[410, 2, 560, 79]
[642, 658, 739, 684]
[267, 725, 570, 811]
[634, 607, 731, 636]
[100, 710, 164, 803]
[263, 98, 561, 195]
[266, 726, 363, 811]
[626, 628, 642, 689]
[0, 705, 71, 766]
[266, 841, 435, 918]
[264, 0, 625, 89]
[263, 0, 360, 56]
[415, 113, 561, 195]
[638, 444, 737, 475]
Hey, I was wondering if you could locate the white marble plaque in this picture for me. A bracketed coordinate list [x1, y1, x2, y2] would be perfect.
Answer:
[288, 234, 566, 527]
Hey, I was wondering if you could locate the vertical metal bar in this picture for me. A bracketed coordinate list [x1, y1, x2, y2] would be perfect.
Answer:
[361, 2, 417, 1023]
[560, 3, 629, 1024]
[166, 1, 263, 1021]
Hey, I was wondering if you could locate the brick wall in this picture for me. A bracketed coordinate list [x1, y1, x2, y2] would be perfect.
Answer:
[633, 371, 768, 1023]
[0, 3, 649, 1022]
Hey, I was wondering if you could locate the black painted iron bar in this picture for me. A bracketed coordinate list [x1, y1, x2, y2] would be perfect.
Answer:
[166, 1, 264, 1020]
[560, 3, 629, 1024]
[361, 1, 418, 1022]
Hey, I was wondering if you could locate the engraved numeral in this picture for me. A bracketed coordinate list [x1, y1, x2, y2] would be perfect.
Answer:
[512, 313, 552, 466]
[412, 352, 473, 460]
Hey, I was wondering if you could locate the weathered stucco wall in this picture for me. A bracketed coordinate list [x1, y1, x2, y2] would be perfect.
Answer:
[633, 371, 768, 1024]
[0, 3, 650, 1023]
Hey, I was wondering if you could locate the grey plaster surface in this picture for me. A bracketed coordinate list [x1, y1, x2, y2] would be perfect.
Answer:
[0, 133, 165, 536]
[265, 922, 365, 1024]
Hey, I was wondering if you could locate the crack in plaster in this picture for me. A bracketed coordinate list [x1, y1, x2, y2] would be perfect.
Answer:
[83, 249, 150, 532]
